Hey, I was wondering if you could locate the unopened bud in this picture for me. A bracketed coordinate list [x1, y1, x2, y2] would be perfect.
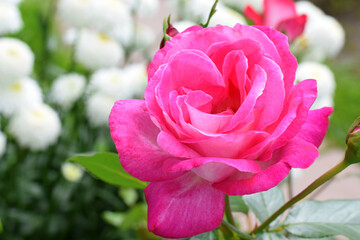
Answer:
[345, 117, 360, 164]
[160, 15, 179, 49]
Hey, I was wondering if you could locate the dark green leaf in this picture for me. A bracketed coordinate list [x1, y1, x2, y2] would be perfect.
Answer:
[67, 152, 147, 189]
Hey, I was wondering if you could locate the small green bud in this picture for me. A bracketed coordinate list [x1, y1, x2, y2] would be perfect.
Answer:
[345, 117, 360, 164]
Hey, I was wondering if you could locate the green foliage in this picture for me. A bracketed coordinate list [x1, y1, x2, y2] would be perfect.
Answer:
[67, 152, 148, 189]
[0, 218, 2, 233]
[255, 232, 287, 240]
[327, 62, 360, 146]
[229, 196, 249, 214]
[243, 186, 284, 224]
[283, 200, 360, 239]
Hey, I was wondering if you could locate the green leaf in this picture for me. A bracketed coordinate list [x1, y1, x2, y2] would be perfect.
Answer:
[230, 195, 249, 214]
[243, 186, 285, 223]
[102, 211, 125, 228]
[120, 204, 147, 230]
[256, 232, 288, 240]
[284, 200, 360, 239]
[189, 231, 218, 240]
[0, 218, 2, 233]
[67, 152, 147, 189]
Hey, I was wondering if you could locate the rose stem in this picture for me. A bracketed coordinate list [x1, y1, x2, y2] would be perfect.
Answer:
[251, 159, 351, 235]
[222, 221, 255, 240]
[224, 195, 235, 226]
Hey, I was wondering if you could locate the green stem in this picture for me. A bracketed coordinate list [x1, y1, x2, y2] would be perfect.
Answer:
[222, 221, 255, 240]
[225, 195, 235, 226]
[200, 0, 219, 28]
[251, 160, 350, 235]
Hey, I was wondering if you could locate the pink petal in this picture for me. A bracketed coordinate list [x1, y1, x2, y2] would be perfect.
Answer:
[278, 14, 307, 42]
[213, 136, 318, 195]
[164, 157, 262, 182]
[254, 25, 298, 97]
[297, 107, 333, 148]
[157, 131, 200, 158]
[145, 172, 224, 238]
[264, 0, 297, 28]
[109, 100, 183, 182]
[244, 5, 263, 25]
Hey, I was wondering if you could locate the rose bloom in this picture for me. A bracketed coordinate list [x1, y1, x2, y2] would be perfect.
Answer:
[245, 0, 307, 42]
[109, 24, 332, 238]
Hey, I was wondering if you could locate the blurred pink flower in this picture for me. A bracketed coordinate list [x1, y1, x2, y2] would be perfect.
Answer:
[245, 0, 307, 42]
[109, 24, 331, 238]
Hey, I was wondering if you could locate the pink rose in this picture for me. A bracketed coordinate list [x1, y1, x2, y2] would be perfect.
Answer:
[245, 0, 307, 42]
[109, 24, 332, 238]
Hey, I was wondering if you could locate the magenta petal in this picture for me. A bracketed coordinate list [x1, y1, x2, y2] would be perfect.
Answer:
[157, 131, 201, 158]
[109, 100, 183, 182]
[146, 172, 224, 238]
[214, 136, 318, 195]
[213, 161, 290, 195]
[244, 5, 263, 25]
[297, 107, 333, 148]
[264, 0, 297, 28]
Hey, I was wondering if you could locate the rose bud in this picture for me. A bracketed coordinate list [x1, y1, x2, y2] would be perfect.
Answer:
[160, 16, 179, 49]
[345, 117, 360, 164]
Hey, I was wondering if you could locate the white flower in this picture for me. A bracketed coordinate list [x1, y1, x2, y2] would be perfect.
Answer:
[62, 28, 78, 46]
[0, 38, 34, 83]
[61, 162, 84, 182]
[89, 68, 131, 99]
[75, 29, 124, 71]
[57, 0, 95, 28]
[50, 73, 86, 109]
[132, 23, 156, 51]
[0, 77, 43, 117]
[172, 20, 197, 33]
[122, 63, 148, 97]
[0, 0, 23, 5]
[90, 0, 134, 46]
[0, 2, 22, 34]
[0, 131, 6, 158]
[222, 0, 263, 13]
[292, 14, 345, 61]
[8, 103, 61, 151]
[124, 0, 159, 17]
[85, 92, 116, 127]
[296, 1, 324, 20]
[169, 0, 216, 23]
[296, 61, 336, 109]
[209, 5, 246, 27]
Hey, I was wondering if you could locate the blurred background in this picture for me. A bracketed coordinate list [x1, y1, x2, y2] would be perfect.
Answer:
[0, 0, 359, 239]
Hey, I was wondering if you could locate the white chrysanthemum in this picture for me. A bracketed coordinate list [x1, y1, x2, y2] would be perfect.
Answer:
[222, 0, 263, 13]
[91, 0, 134, 46]
[169, 0, 216, 23]
[296, 61, 336, 109]
[0, 38, 34, 83]
[122, 63, 148, 97]
[173, 20, 197, 33]
[0, 131, 6, 158]
[8, 104, 61, 151]
[61, 162, 84, 182]
[75, 29, 124, 71]
[132, 23, 156, 50]
[0, 0, 23, 5]
[90, 68, 132, 99]
[86, 92, 116, 127]
[0, 78, 43, 117]
[50, 73, 86, 109]
[62, 28, 78, 46]
[209, 5, 246, 27]
[292, 15, 345, 61]
[296, 1, 324, 20]
[57, 0, 96, 28]
[124, 0, 159, 17]
[0, 2, 23, 35]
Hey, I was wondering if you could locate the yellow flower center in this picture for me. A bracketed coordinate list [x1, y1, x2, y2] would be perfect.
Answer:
[10, 82, 22, 92]
[32, 110, 44, 119]
[98, 34, 111, 42]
